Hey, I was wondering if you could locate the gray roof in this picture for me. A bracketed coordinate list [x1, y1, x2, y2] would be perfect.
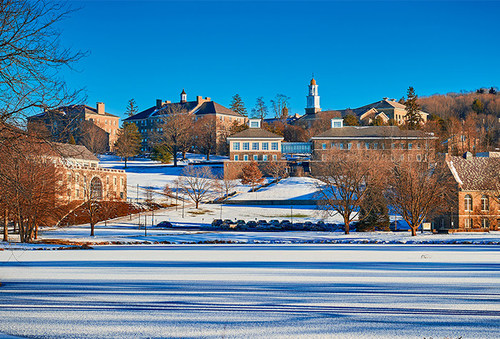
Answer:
[124, 100, 243, 121]
[311, 126, 434, 139]
[338, 99, 428, 118]
[51, 142, 99, 162]
[228, 128, 283, 139]
[448, 155, 500, 191]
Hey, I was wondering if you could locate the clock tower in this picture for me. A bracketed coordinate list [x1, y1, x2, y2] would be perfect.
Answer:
[305, 77, 321, 115]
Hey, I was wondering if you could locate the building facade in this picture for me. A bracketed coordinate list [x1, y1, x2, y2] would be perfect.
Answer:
[123, 90, 246, 152]
[28, 102, 120, 152]
[310, 118, 436, 164]
[434, 152, 499, 232]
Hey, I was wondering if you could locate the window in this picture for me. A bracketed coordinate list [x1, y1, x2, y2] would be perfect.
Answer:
[464, 218, 471, 229]
[233, 142, 240, 151]
[408, 143, 413, 150]
[333, 121, 342, 128]
[331, 142, 336, 149]
[234, 155, 239, 161]
[252, 142, 259, 151]
[250, 121, 260, 128]
[347, 143, 352, 150]
[262, 143, 269, 150]
[392, 143, 396, 149]
[253, 155, 258, 161]
[243, 155, 248, 161]
[400, 143, 405, 149]
[262, 155, 268, 161]
[322, 143, 327, 150]
[417, 143, 421, 149]
[273, 155, 277, 160]
[481, 195, 489, 211]
[271, 142, 278, 150]
[243, 142, 249, 151]
[339, 143, 344, 149]
[416, 154, 422, 162]
[365, 142, 370, 150]
[482, 218, 490, 228]
[464, 194, 472, 212]
[357, 143, 362, 149]
[373, 143, 378, 149]
[114, 177, 117, 186]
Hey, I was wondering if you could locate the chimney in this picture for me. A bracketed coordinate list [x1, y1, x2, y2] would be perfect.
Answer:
[205, 97, 211, 101]
[197, 96, 203, 104]
[165, 100, 171, 104]
[156, 99, 163, 109]
[96, 102, 105, 115]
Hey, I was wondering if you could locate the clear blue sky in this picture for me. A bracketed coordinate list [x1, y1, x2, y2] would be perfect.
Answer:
[59, 1, 500, 120]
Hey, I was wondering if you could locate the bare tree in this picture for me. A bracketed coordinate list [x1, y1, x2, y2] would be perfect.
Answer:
[78, 120, 109, 154]
[155, 106, 194, 167]
[265, 159, 289, 182]
[270, 94, 290, 120]
[386, 159, 453, 236]
[0, 0, 85, 124]
[176, 166, 216, 209]
[216, 169, 239, 201]
[314, 150, 386, 234]
[194, 115, 217, 160]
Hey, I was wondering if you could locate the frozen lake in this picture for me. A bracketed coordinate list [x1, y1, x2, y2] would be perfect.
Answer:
[1, 244, 499, 338]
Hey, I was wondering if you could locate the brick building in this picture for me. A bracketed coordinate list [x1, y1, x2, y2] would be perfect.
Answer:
[224, 119, 284, 178]
[310, 118, 436, 165]
[123, 90, 246, 152]
[434, 152, 500, 232]
[28, 102, 120, 152]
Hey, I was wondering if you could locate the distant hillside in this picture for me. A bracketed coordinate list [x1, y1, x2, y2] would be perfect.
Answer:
[418, 89, 499, 119]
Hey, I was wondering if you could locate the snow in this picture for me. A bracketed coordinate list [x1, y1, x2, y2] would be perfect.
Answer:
[1, 245, 499, 338]
[230, 176, 321, 201]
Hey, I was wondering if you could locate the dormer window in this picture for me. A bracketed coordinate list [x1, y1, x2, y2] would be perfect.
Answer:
[249, 119, 261, 128]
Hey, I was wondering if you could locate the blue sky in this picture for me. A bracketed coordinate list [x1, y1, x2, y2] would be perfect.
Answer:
[59, 1, 500, 119]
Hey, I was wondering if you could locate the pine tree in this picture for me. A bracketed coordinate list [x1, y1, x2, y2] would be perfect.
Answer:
[404, 86, 422, 130]
[251, 97, 268, 120]
[125, 99, 139, 117]
[343, 114, 359, 126]
[472, 99, 484, 113]
[230, 94, 247, 117]
[114, 122, 142, 168]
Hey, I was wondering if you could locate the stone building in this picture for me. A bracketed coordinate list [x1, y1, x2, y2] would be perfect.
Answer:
[27, 102, 120, 152]
[434, 152, 500, 232]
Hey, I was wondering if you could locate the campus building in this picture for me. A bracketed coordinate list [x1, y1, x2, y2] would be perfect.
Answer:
[27, 102, 120, 152]
[124, 90, 246, 152]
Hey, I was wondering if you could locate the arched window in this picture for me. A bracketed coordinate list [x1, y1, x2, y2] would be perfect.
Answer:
[481, 195, 489, 211]
[464, 194, 472, 212]
[90, 177, 103, 201]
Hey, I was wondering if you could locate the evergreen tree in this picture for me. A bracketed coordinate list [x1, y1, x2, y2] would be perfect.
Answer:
[404, 86, 422, 130]
[114, 122, 142, 168]
[125, 99, 139, 117]
[151, 144, 173, 164]
[489, 87, 497, 95]
[230, 94, 247, 117]
[251, 97, 268, 119]
[343, 114, 359, 126]
[357, 188, 390, 232]
[471, 99, 484, 113]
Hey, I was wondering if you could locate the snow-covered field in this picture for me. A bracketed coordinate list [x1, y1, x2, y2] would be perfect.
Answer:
[1, 245, 499, 338]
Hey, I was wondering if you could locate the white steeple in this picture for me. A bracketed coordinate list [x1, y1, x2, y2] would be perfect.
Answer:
[305, 76, 321, 114]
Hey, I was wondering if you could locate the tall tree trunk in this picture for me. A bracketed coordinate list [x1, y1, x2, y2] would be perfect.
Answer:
[411, 226, 417, 236]
[3, 209, 8, 242]
[173, 148, 178, 167]
[90, 221, 95, 236]
[344, 215, 350, 235]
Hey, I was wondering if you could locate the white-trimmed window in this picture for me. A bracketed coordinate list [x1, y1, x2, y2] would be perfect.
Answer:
[481, 195, 489, 211]
[408, 143, 413, 150]
[347, 143, 352, 150]
[252, 142, 259, 151]
[482, 218, 490, 228]
[253, 155, 258, 161]
[262, 155, 268, 161]
[365, 142, 370, 150]
[262, 142, 269, 150]
[322, 143, 326, 150]
[243, 155, 248, 161]
[243, 142, 249, 150]
[233, 142, 240, 151]
[234, 155, 239, 161]
[464, 218, 471, 229]
[271, 142, 279, 151]
[464, 194, 473, 212]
